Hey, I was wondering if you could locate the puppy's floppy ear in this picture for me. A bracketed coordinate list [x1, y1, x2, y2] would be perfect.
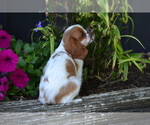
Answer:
[69, 39, 88, 60]
[63, 32, 88, 60]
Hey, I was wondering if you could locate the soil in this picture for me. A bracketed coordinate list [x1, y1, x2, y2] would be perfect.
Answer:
[80, 63, 150, 96]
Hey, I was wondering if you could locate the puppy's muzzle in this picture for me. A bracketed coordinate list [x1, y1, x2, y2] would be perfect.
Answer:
[86, 26, 95, 42]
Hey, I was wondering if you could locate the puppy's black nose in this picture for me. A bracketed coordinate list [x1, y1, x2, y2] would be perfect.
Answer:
[86, 26, 93, 34]
[86, 26, 94, 40]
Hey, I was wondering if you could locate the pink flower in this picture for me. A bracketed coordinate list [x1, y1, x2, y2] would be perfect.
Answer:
[0, 93, 5, 101]
[0, 30, 11, 48]
[0, 76, 9, 101]
[10, 69, 29, 88]
[0, 49, 19, 73]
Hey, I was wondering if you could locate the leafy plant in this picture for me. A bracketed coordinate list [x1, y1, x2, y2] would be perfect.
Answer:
[0, 14, 62, 101]
[9, 36, 59, 99]
[73, 0, 150, 81]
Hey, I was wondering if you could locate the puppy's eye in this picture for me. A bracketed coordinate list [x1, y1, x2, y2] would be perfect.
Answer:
[81, 32, 86, 37]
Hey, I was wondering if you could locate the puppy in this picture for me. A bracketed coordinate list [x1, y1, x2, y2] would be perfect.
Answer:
[38, 24, 93, 104]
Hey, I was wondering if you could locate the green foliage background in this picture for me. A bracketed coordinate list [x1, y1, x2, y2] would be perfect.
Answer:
[5, 0, 150, 100]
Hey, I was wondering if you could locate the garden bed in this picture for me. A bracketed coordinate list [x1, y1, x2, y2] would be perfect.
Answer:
[80, 63, 150, 96]
[7, 63, 150, 101]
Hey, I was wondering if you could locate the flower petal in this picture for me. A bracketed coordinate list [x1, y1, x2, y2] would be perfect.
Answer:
[0, 49, 19, 73]
[10, 69, 29, 88]
[0, 30, 11, 49]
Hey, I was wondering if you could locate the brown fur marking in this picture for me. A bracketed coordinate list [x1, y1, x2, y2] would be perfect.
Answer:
[55, 82, 77, 103]
[66, 59, 76, 78]
[44, 78, 49, 82]
[52, 53, 59, 59]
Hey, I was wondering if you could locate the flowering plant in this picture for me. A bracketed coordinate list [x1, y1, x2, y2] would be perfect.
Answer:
[8, 21, 58, 100]
[0, 30, 29, 101]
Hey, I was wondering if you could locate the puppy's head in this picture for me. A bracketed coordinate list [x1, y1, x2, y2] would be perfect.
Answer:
[63, 24, 93, 60]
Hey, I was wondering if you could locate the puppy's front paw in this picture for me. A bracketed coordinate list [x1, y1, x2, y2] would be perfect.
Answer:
[38, 97, 46, 105]
[72, 98, 82, 103]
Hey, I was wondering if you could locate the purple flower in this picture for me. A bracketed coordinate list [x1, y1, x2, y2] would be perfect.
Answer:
[35, 21, 42, 32]
[0, 76, 9, 101]
[0, 49, 19, 73]
[10, 69, 29, 88]
[0, 30, 12, 48]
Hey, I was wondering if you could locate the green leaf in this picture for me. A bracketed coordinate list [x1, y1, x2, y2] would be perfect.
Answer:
[28, 64, 34, 69]
[83, 68, 88, 83]
[15, 42, 21, 54]
[23, 43, 34, 53]
[117, 43, 123, 53]
[42, 49, 50, 57]
[123, 50, 133, 54]
[29, 90, 37, 97]
[121, 35, 145, 49]
[31, 56, 38, 64]
[111, 25, 120, 38]
[91, 21, 98, 26]
[119, 58, 142, 63]
[8, 93, 15, 96]
[145, 59, 150, 63]
[17, 39, 24, 47]
[26, 85, 35, 90]
[3, 96, 10, 102]
[132, 61, 143, 72]
[42, 41, 49, 48]
[129, 53, 142, 58]
[33, 27, 44, 31]
[122, 62, 128, 81]
[19, 57, 26, 67]
[50, 35, 55, 55]
[35, 70, 42, 77]
[118, 63, 123, 74]
[113, 37, 118, 49]
[27, 68, 35, 74]
[112, 51, 117, 68]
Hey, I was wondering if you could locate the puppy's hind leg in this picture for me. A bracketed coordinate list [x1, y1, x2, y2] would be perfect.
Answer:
[55, 76, 81, 104]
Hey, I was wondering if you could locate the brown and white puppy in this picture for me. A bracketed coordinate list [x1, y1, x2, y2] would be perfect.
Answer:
[38, 24, 93, 104]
